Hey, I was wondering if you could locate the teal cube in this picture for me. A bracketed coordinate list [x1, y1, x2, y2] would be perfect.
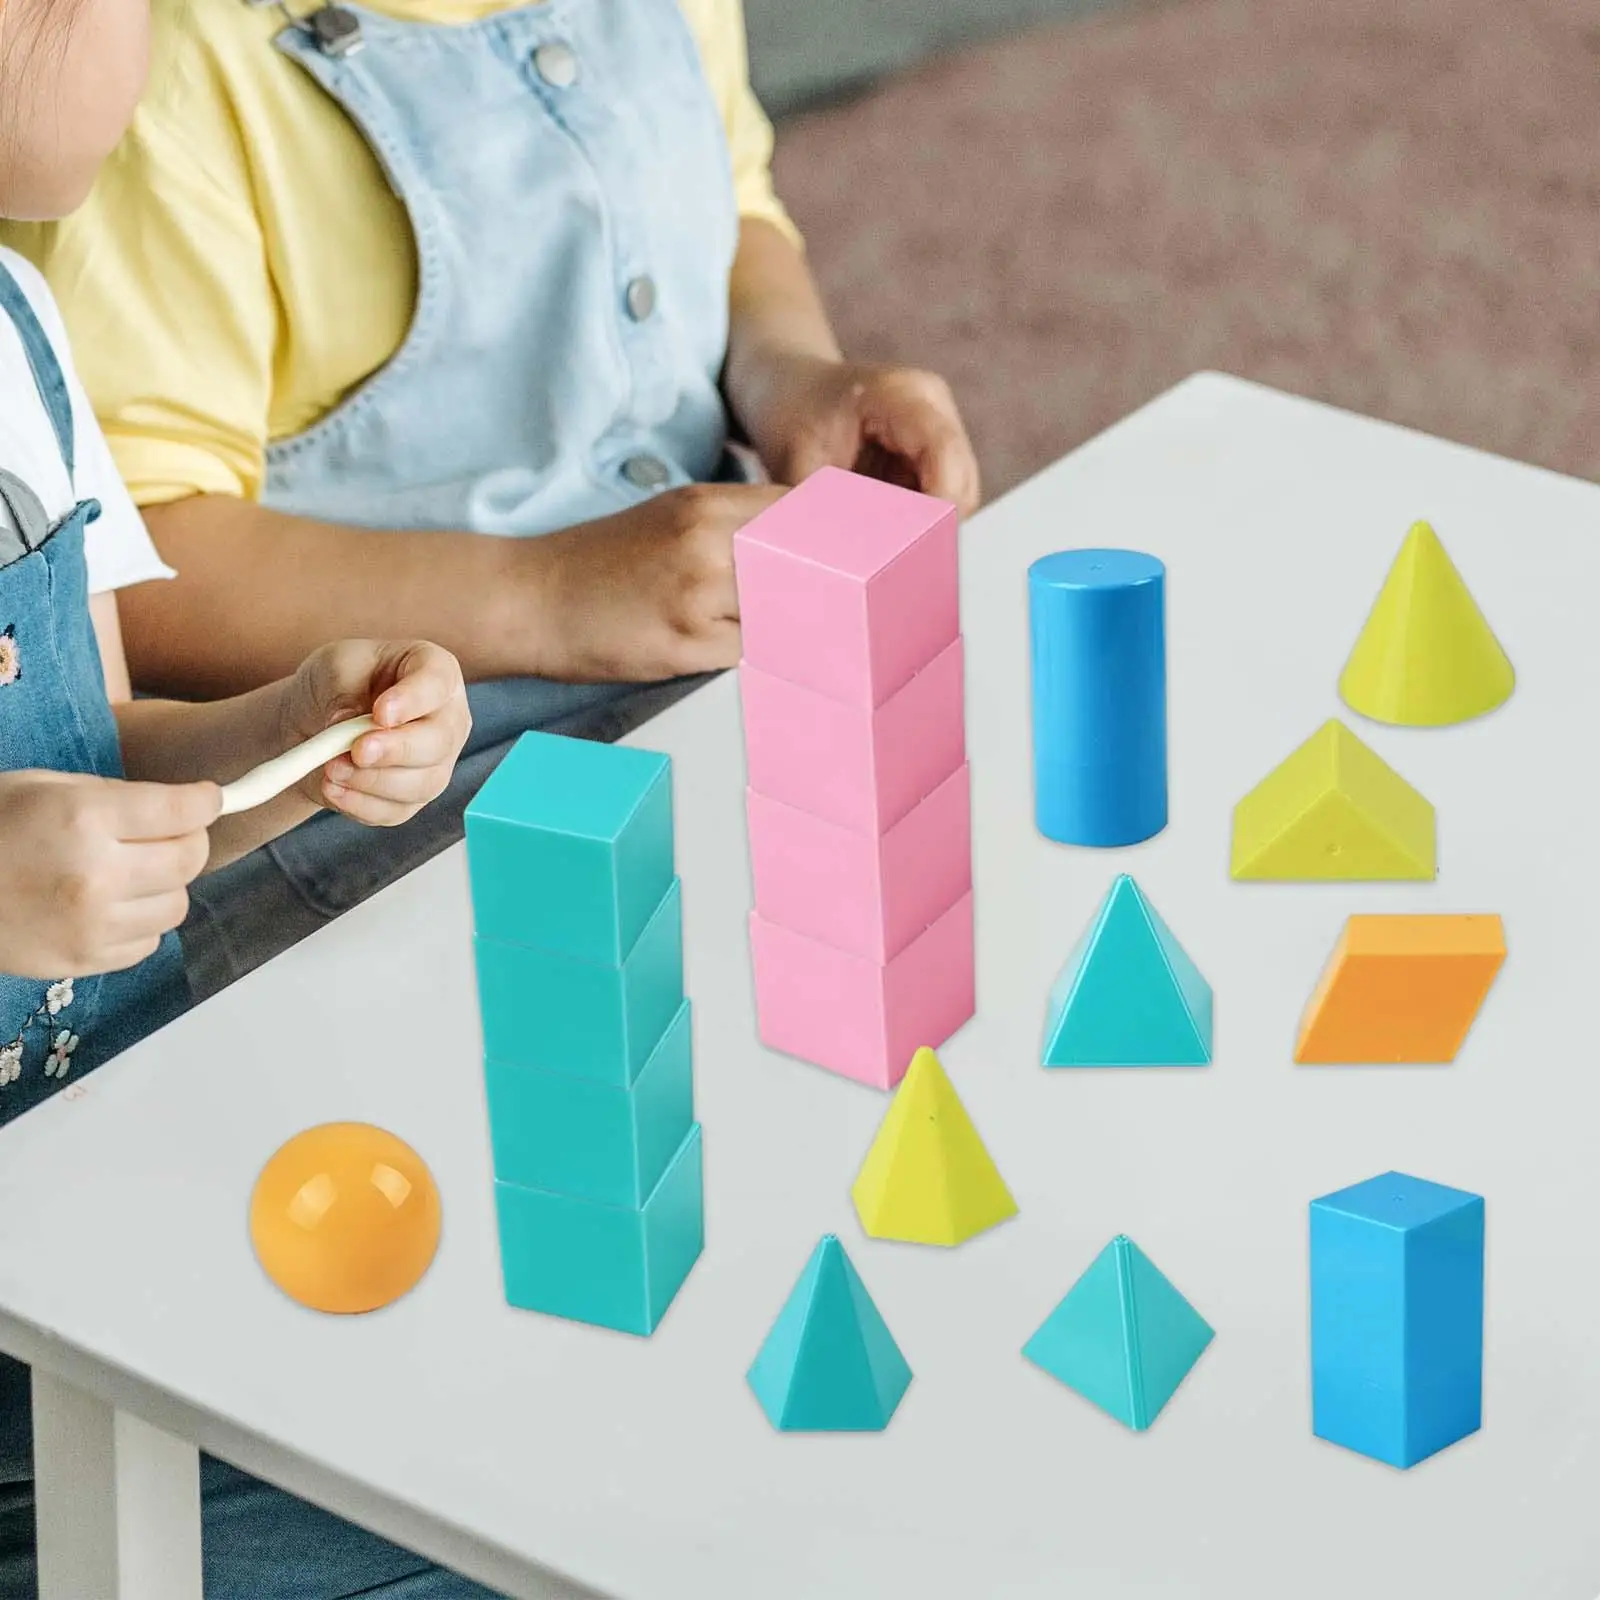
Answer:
[485, 1000, 694, 1206]
[474, 878, 682, 1085]
[495, 1123, 704, 1336]
[465, 732, 674, 963]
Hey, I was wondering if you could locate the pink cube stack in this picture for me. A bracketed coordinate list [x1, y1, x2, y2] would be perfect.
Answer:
[733, 466, 975, 1091]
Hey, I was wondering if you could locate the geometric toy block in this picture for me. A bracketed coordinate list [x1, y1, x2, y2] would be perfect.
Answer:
[1339, 521, 1514, 728]
[1230, 719, 1436, 882]
[1310, 1171, 1485, 1468]
[1042, 874, 1212, 1067]
[465, 731, 674, 964]
[732, 466, 960, 708]
[851, 1046, 1016, 1246]
[749, 891, 975, 1091]
[1028, 549, 1167, 848]
[1296, 915, 1506, 1065]
[747, 1235, 912, 1431]
[1023, 1234, 1214, 1431]
[494, 1123, 704, 1337]
[738, 635, 967, 834]
[484, 1001, 694, 1208]
[746, 764, 972, 964]
[473, 877, 683, 1086]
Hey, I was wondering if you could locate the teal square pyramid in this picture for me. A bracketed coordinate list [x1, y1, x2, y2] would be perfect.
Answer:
[1042, 874, 1212, 1066]
[747, 1235, 912, 1432]
[1023, 1234, 1213, 1430]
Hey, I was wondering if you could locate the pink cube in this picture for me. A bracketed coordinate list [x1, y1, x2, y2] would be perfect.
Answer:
[749, 893, 975, 1090]
[733, 466, 960, 708]
[739, 637, 967, 835]
[746, 764, 971, 963]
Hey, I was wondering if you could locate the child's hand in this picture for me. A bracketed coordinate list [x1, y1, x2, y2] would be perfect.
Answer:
[744, 355, 981, 516]
[530, 483, 786, 682]
[278, 640, 471, 825]
[0, 771, 221, 979]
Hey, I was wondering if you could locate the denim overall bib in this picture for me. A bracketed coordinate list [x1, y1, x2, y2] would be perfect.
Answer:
[184, 0, 743, 989]
[0, 261, 190, 1130]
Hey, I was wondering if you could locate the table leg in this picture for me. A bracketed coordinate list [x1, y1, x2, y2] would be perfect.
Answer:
[30, 1369, 203, 1600]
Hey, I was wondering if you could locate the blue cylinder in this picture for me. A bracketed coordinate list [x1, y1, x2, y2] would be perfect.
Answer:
[1028, 549, 1167, 848]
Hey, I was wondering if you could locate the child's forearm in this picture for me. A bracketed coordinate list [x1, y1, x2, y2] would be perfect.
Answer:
[723, 218, 842, 430]
[124, 496, 554, 699]
[113, 693, 320, 870]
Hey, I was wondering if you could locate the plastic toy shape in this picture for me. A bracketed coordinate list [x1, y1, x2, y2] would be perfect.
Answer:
[745, 764, 971, 963]
[749, 893, 975, 1090]
[747, 1235, 912, 1431]
[851, 1046, 1016, 1246]
[1230, 719, 1436, 881]
[473, 877, 683, 1086]
[1028, 549, 1167, 848]
[1310, 1171, 1484, 1468]
[465, 731, 674, 963]
[1023, 1235, 1213, 1431]
[1042, 874, 1211, 1067]
[739, 636, 966, 835]
[485, 1001, 694, 1208]
[250, 1123, 441, 1315]
[495, 1123, 703, 1336]
[732, 466, 959, 707]
[1339, 521, 1514, 727]
[1296, 915, 1506, 1064]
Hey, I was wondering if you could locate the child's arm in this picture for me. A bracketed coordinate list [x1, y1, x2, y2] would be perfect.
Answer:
[94, 594, 471, 871]
[125, 482, 782, 700]
[722, 218, 981, 515]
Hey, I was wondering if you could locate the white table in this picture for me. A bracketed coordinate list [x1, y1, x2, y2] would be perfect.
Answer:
[3, 372, 1598, 1600]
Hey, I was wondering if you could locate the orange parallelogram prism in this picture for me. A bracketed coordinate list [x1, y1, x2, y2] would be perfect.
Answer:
[1296, 915, 1506, 1065]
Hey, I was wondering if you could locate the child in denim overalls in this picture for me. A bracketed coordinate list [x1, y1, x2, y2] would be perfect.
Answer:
[0, 2, 484, 1587]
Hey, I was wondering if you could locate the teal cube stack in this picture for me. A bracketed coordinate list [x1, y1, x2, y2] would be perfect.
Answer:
[464, 732, 704, 1336]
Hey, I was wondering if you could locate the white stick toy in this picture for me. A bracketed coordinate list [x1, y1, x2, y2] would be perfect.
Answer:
[218, 716, 378, 816]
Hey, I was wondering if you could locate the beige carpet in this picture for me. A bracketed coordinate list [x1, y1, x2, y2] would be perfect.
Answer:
[773, 0, 1600, 501]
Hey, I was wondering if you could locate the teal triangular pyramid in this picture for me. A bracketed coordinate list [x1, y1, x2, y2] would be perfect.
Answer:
[747, 1236, 912, 1431]
[1023, 1236, 1213, 1430]
[1042, 875, 1212, 1066]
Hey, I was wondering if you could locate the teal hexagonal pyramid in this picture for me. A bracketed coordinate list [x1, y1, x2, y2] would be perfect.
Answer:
[1042, 874, 1212, 1067]
[1023, 1235, 1213, 1430]
[747, 1235, 912, 1431]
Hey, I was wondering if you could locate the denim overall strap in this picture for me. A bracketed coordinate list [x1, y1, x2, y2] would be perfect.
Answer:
[0, 261, 74, 477]
[0, 260, 190, 1129]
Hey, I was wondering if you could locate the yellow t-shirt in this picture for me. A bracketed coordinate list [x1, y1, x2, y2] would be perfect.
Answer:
[2, 0, 795, 506]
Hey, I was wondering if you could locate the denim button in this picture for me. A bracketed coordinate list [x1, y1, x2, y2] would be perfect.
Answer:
[625, 275, 657, 322]
[622, 455, 670, 491]
[532, 41, 579, 88]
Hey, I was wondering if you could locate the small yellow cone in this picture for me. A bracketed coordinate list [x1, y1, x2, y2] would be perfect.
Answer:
[1339, 521, 1514, 727]
[851, 1048, 1017, 1247]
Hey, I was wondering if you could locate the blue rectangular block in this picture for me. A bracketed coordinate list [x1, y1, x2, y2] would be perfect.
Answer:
[474, 877, 682, 1085]
[1310, 1170, 1485, 1469]
[485, 1000, 694, 1206]
[495, 1123, 704, 1337]
[465, 732, 674, 964]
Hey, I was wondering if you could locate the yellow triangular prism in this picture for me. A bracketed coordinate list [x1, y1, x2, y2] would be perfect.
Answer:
[1339, 521, 1514, 727]
[851, 1048, 1017, 1247]
[1230, 719, 1435, 880]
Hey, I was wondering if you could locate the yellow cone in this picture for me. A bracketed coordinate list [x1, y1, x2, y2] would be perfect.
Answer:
[851, 1048, 1017, 1247]
[1338, 521, 1514, 727]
